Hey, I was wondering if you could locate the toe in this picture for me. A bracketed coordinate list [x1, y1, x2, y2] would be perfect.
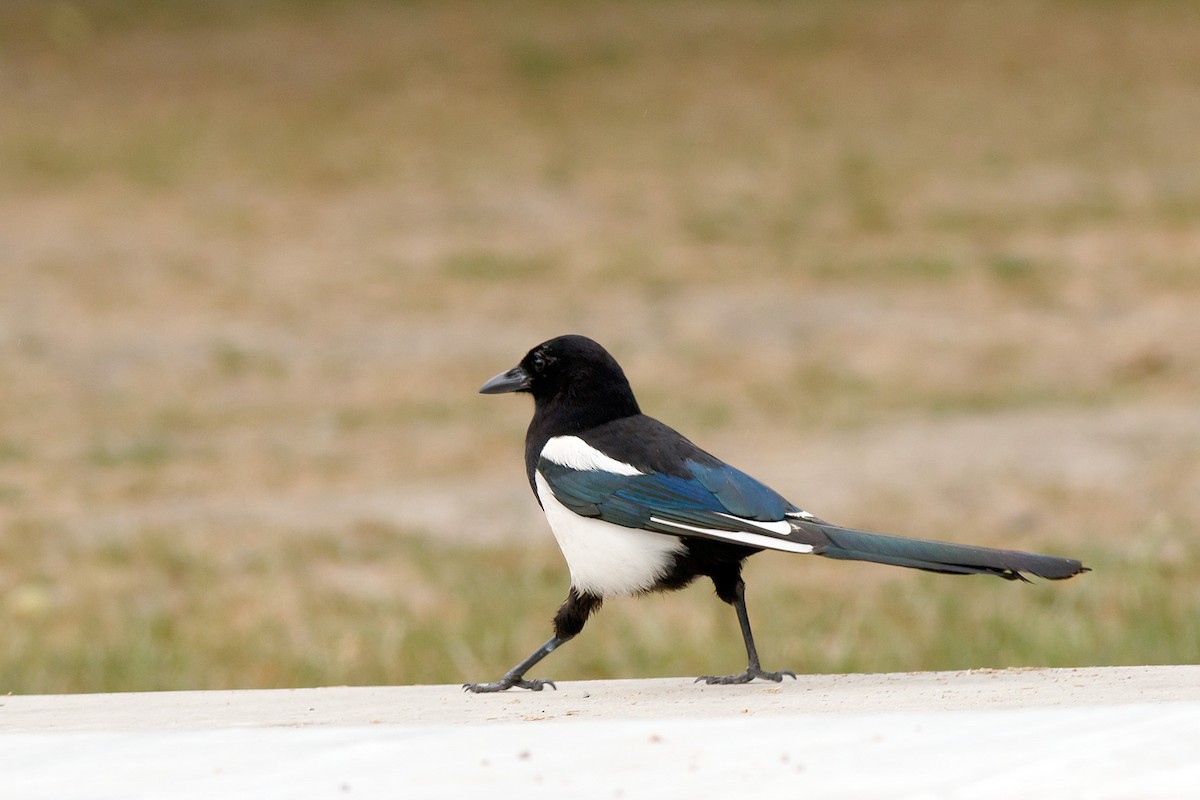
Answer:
[695, 668, 797, 686]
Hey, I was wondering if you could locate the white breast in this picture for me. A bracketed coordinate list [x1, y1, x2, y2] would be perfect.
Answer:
[534, 471, 685, 597]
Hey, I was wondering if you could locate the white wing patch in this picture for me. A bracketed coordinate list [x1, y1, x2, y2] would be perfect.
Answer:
[787, 510, 818, 521]
[714, 513, 793, 536]
[541, 435, 643, 476]
[649, 516, 815, 555]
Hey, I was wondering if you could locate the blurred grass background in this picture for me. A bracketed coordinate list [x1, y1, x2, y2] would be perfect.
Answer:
[1, 0, 1198, 693]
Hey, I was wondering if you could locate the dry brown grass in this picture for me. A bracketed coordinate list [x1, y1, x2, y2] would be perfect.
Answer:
[1, 0, 1198, 692]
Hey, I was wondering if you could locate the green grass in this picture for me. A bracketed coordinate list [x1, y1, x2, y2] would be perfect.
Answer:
[0, 520, 1193, 694]
[1, 0, 1199, 693]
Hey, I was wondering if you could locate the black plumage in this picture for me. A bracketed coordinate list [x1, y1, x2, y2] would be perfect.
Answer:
[465, 334, 1088, 693]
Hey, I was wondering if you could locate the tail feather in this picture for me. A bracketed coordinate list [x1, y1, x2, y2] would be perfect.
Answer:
[791, 521, 1087, 581]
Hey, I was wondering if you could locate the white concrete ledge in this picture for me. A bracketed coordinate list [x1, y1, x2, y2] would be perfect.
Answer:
[2, 666, 1198, 799]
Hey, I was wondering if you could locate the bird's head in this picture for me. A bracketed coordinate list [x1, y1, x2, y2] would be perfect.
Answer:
[480, 335, 640, 423]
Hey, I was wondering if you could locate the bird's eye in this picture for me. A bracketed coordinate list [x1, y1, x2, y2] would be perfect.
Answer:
[530, 350, 555, 373]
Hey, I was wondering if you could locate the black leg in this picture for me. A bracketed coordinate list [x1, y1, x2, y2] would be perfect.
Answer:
[463, 635, 567, 693]
[697, 577, 796, 685]
[464, 588, 601, 693]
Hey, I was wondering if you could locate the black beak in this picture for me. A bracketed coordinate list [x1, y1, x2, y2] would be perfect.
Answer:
[479, 366, 531, 394]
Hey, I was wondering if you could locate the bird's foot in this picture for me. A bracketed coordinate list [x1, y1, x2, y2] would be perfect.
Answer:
[695, 667, 797, 686]
[463, 676, 557, 693]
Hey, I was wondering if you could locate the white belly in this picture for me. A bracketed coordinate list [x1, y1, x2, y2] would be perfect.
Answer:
[534, 471, 685, 597]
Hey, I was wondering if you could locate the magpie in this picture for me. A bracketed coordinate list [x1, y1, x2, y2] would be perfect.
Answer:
[464, 335, 1088, 693]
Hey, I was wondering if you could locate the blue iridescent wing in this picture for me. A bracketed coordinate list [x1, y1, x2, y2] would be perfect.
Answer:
[537, 456, 812, 551]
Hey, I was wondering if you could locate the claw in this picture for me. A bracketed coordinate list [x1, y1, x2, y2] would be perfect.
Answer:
[695, 668, 797, 685]
[463, 677, 557, 693]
